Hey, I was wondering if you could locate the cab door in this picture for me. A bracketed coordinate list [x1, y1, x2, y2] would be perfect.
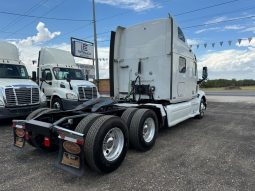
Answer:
[40, 68, 54, 97]
[177, 56, 186, 98]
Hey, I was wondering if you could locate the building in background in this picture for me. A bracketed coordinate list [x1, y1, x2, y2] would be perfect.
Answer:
[76, 63, 95, 81]
[76, 63, 110, 95]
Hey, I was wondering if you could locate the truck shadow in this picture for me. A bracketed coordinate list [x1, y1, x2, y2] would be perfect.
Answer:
[0, 119, 12, 127]
[0, 116, 26, 127]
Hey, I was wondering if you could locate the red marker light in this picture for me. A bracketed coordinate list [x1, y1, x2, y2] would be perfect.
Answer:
[77, 139, 84, 145]
[44, 137, 51, 147]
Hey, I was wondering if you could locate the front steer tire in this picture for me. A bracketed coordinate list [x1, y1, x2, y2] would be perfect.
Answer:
[129, 109, 158, 152]
[84, 115, 129, 173]
[195, 98, 206, 119]
[51, 97, 63, 110]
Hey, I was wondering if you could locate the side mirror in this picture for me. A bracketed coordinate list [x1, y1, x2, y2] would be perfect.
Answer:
[66, 74, 71, 83]
[202, 67, 208, 79]
[45, 73, 52, 81]
[32, 71, 37, 82]
[40, 77, 45, 82]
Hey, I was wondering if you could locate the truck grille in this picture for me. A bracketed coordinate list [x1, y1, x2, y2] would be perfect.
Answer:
[78, 87, 97, 100]
[5, 87, 40, 106]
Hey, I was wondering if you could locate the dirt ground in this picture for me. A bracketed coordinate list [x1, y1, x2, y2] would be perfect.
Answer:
[0, 101, 255, 191]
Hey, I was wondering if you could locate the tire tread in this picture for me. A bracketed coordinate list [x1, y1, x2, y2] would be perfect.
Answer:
[84, 115, 113, 172]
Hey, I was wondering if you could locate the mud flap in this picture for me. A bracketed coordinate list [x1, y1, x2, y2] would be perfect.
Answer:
[56, 139, 85, 177]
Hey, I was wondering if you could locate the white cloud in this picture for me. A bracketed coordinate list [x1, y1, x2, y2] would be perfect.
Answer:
[18, 22, 61, 46]
[205, 16, 227, 24]
[241, 26, 255, 33]
[224, 25, 245, 30]
[187, 38, 201, 45]
[195, 27, 219, 34]
[198, 48, 255, 79]
[95, 0, 159, 11]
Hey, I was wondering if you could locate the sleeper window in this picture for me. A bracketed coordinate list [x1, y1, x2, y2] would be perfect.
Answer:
[178, 27, 186, 42]
[179, 57, 186, 73]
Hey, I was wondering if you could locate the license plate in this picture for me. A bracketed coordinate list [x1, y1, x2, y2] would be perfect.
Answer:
[15, 137, 25, 148]
[61, 152, 80, 169]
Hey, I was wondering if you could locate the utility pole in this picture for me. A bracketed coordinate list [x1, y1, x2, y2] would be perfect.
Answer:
[92, 0, 99, 86]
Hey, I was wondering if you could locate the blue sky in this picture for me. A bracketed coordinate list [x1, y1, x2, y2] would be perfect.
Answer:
[0, 0, 255, 79]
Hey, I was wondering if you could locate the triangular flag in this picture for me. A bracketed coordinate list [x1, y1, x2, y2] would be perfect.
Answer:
[204, 43, 207, 48]
[228, 40, 232, 46]
[220, 41, 223, 47]
[197, 44, 199, 49]
[248, 37, 252, 43]
[212, 43, 215, 48]
[238, 39, 242, 45]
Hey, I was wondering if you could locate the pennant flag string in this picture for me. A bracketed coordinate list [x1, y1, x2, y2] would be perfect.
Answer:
[189, 36, 254, 49]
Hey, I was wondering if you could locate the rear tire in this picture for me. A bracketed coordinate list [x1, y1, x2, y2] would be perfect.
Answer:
[129, 109, 158, 151]
[84, 115, 128, 173]
[75, 114, 103, 135]
[26, 108, 49, 120]
[121, 108, 138, 129]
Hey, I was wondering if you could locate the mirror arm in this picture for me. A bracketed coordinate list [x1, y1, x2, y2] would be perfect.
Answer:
[40, 80, 44, 90]
[197, 77, 208, 84]
[197, 79, 204, 84]
[69, 82, 73, 90]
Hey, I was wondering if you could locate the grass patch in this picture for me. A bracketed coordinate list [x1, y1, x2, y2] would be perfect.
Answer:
[201, 86, 255, 91]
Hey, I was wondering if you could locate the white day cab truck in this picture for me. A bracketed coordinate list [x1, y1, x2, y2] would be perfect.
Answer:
[36, 48, 99, 110]
[12, 17, 207, 176]
[0, 41, 46, 119]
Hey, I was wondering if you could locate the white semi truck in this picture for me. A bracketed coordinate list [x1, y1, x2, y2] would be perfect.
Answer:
[37, 48, 99, 110]
[13, 17, 207, 176]
[0, 41, 46, 119]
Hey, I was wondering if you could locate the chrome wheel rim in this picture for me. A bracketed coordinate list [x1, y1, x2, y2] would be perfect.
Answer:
[103, 127, 124, 162]
[200, 102, 206, 116]
[53, 102, 61, 109]
[143, 117, 155, 143]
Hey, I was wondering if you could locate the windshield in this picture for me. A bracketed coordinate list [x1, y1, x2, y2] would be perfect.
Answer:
[0, 64, 29, 79]
[53, 67, 85, 80]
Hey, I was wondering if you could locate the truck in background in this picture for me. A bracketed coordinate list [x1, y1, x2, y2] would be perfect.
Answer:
[0, 41, 46, 119]
[37, 48, 99, 110]
[12, 17, 207, 176]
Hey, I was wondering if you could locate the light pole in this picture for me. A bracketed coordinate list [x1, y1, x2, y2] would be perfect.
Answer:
[92, 0, 99, 86]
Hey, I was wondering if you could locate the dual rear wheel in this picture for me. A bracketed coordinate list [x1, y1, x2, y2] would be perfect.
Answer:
[75, 108, 158, 173]
[121, 108, 158, 151]
[75, 114, 129, 173]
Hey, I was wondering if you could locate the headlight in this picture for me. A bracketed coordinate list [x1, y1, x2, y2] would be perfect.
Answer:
[40, 92, 47, 103]
[66, 93, 78, 100]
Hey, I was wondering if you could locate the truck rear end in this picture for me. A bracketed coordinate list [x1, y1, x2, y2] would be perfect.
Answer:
[11, 17, 207, 177]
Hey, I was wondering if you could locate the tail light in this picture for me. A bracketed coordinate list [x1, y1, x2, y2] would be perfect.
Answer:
[44, 137, 51, 147]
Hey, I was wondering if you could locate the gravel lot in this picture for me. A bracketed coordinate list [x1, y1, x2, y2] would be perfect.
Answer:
[0, 101, 255, 191]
